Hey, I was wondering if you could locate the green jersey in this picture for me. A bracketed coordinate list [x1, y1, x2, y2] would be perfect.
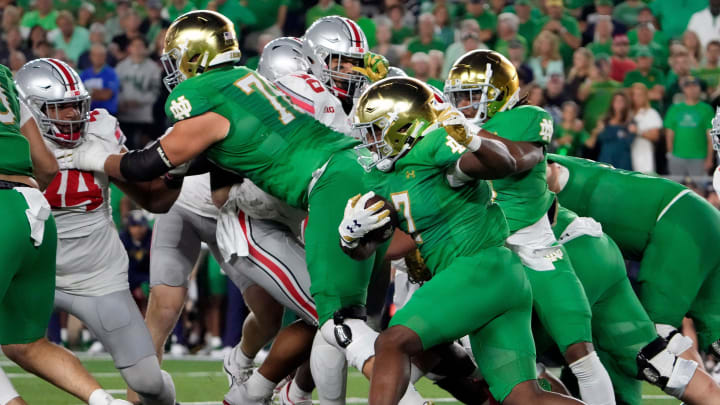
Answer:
[482, 105, 555, 233]
[548, 153, 685, 259]
[0, 64, 32, 178]
[366, 127, 508, 273]
[165, 66, 357, 208]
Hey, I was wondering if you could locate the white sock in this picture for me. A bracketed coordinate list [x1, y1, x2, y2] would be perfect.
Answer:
[245, 371, 276, 399]
[569, 352, 616, 405]
[87, 389, 113, 405]
[288, 379, 313, 401]
[409, 364, 425, 384]
[397, 383, 425, 405]
[233, 345, 254, 368]
[0, 367, 19, 405]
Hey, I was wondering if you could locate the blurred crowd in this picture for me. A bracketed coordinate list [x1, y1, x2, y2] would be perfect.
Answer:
[5, 0, 720, 354]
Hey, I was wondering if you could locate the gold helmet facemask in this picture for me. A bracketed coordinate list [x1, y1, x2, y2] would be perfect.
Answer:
[353, 77, 439, 172]
[444, 50, 520, 123]
[161, 10, 242, 91]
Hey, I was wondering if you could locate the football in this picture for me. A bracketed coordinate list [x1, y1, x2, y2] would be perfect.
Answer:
[361, 194, 400, 244]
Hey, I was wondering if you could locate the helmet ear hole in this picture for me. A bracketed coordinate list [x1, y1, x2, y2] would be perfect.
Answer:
[397, 123, 412, 134]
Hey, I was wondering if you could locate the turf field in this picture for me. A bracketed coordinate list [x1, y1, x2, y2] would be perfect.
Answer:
[2, 354, 680, 404]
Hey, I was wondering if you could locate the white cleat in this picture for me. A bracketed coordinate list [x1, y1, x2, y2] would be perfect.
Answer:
[274, 382, 312, 405]
[223, 379, 271, 405]
[223, 348, 253, 387]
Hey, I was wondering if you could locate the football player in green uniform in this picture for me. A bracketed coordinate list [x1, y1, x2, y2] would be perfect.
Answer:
[444, 50, 615, 405]
[61, 10, 427, 405]
[0, 64, 132, 405]
[339, 77, 585, 405]
[546, 154, 720, 403]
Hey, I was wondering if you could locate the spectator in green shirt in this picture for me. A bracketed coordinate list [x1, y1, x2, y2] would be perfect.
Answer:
[208, 0, 256, 38]
[695, 40, 720, 101]
[464, 0, 497, 44]
[587, 16, 613, 58]
[87, 0, 117, 23]
[50, 11, 90, 66]
[665, 44, 708, 109]
[163, 0, 196, 23]
[579, 56, 622, 131]
[20, 0, 58, 32]
[433, 4, 456, 48]
[649, 0, 706, 39]
[54, 0, 82, 14]
[553, 101, 590, 157]
[406, 13, 446, 55]
[387, 4, 413, 45]
[245, 0, 288, 36]
[628, 19, 669, 73]
[409, 51, 444, 90]
[494, 12, 528, 59]
[513, 0, 541, 48]
[540, 0, 582, 69]
[306, 0, 346, 29]
[613, 0, 647, 27]
[623, 46, 665, 111]
[342, 0, 376, 49]
[664, 76, 715, 176]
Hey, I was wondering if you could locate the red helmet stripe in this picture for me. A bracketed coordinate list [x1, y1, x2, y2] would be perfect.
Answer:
[47, 59, 77, 91]
[346, 18, 363, 49]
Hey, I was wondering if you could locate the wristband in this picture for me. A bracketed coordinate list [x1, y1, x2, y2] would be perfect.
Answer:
[466, 134, 482, 152]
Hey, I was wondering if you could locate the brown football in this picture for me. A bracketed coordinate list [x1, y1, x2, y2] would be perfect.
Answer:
[361, 194, 400, 244]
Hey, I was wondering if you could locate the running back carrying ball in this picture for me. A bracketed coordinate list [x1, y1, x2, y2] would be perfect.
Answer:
[362, 193, 399, 243]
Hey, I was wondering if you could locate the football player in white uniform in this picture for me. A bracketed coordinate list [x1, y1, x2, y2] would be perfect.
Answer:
[15, 58, 176, 405]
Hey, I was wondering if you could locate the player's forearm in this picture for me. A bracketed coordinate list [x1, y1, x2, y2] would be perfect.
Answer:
[480, 131, 544, 172]
[111, 177, 181, 213]
[21, 119, 58, 190]
[459, 138, 517, 179]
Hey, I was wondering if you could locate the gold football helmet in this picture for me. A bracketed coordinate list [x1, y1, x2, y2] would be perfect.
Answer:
[444, 50, 520, 122]
[161, 10, 242, 91]
[353, 77, 438, 171]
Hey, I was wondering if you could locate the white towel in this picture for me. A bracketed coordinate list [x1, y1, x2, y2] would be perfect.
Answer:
[15, 187, 51, 246]
[216, 198, 249, 263]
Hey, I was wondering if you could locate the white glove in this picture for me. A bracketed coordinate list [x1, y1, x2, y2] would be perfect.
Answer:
[57, 140, 112, 173]
[338, 191, 391, 249]
[713, 166, 720, 199]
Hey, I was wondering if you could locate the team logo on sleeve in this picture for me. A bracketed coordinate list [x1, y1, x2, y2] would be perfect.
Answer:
[170, 96, 193, 120]
[540, 118, 553, 143]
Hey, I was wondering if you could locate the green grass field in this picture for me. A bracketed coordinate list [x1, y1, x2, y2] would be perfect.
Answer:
[2, 354, 680, 404]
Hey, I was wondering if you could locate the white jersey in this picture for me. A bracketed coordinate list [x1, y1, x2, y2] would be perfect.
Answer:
[43, 109, 124, 238]
[274, 73, 351, 135]
[174, 173, 219, 219]
[44, 109, 130, 296]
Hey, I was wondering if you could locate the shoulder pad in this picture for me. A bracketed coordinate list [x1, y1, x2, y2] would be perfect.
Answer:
[275, 73, 330, 115]
[86, 109, 126, 147]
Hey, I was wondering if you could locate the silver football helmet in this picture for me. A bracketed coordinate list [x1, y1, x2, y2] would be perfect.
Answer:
[257, 37, 310, 82]
[15, 58, 90, 147]
[303, 16, 369, 99]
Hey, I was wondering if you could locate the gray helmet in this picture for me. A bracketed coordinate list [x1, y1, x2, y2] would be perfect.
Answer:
[303, 16, 369, 99]
[386, 66, 408, 78]
[257, 37, 310, 82]
[15, 58, 90, 147]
